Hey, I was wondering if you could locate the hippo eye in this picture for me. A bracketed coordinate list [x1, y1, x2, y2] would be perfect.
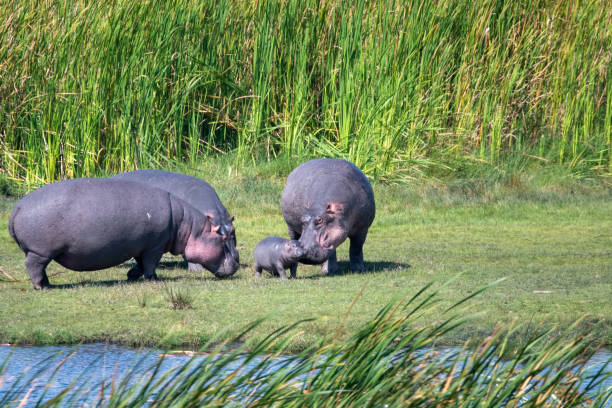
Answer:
[315, 216, 323, 226]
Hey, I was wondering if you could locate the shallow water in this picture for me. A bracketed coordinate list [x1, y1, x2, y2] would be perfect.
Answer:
[0, 344, 209, 406]
[0, 343, 611, 406]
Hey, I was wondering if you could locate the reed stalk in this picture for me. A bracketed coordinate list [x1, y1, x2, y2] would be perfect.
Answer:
[1, 0, 610, 184]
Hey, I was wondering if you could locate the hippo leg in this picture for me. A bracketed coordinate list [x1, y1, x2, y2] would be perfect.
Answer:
[275, 263, 289, 280]
[127, 259, 144, 281]
[25, 252, 52, 290]
[320, 250, 338, 276]
[349, 230, 368, 272]
[141, 249, 163, 280]
[254, 264, 262, 278]
[289, 264, 297, 279]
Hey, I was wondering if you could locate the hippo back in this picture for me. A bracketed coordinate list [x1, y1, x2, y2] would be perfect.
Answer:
[113, 169, 230, 224]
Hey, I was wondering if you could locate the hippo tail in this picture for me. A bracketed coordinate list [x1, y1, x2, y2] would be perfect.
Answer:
[8, 205, 26, 253]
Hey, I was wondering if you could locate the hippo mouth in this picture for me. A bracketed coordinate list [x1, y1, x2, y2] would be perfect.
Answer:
[318, 229, 344, 252]
[299, 245, 334, 265]
[213, 255, 240, 278]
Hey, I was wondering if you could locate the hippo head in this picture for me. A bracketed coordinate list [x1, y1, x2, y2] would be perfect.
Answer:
[184, 217, 240, 278]
[298, 202, 348, 264]
[217, 215, 239, 264]
[285, 240, 305, 260]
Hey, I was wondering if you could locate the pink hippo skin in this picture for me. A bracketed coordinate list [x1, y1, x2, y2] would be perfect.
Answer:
[8, 178, 239, 289]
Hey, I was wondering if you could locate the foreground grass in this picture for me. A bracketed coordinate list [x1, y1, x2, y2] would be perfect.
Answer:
[0, 165, 611, 351]
[2, 284, 612, 407]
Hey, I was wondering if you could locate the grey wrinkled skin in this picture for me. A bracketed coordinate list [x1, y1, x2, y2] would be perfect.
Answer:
[113, 169, 239, 273]
[281, 159, 375, 275]
[8, 178, 239, 290]
[254, 237, 304, 280]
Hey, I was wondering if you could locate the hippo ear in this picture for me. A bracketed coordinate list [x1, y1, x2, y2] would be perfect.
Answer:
[326, 202, 344, 216]
[230, 216, 235, 222]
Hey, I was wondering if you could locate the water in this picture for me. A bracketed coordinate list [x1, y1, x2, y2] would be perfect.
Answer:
[1, 343, 611, 406]
[0, 343, 300, 406]
[0, 343, 188, 406]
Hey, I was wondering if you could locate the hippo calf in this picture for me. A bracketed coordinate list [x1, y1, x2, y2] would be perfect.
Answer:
[8, 178, 239, 289]
[113, 169, 239, 272]
[281, 158, 375, 275]
[254, 236, 304, 280]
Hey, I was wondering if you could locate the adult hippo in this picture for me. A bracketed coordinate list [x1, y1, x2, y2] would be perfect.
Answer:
[113, 169, 238, 271]
[281, 158, 375, 275]
[8, 178, 239, 289]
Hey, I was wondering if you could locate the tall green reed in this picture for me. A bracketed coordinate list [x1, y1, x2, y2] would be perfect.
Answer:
[1, 0, 610, 185]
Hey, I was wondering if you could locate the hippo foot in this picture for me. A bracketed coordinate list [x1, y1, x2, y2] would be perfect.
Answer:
[349, 262, 366, 273]
[127, 266, 144, 281]
[187, 262, 205, 272]
[320, 264, 339, 276]
[144, 274, 160, 281]
[33, 283, 52, 290]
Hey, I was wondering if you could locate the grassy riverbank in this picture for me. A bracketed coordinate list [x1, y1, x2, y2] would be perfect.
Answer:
[2, 289, 611, 407]
[0, 161, 610, 351]
[3, 289, 611, 407]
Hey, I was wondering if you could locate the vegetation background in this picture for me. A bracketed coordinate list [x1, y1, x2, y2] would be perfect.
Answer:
[1, 0, 611, 187]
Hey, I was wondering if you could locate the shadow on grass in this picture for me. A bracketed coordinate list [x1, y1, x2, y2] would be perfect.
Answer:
[301, 260, 410, 280]
[365, 261, 411, 272]
[157, 260, 189, 269]
[113, 259, 188, 270]
[118, 259, 249, 272]
[49, 272, 241, 289]
[38, 258, 245, 288]
[50, 271, 246, 289]
[49, 276, 187, 289]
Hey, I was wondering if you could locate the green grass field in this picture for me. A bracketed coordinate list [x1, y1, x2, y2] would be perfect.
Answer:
[1, 163, 610, 351]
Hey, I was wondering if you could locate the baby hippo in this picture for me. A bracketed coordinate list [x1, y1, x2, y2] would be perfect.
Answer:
[254, 237, 304, 280]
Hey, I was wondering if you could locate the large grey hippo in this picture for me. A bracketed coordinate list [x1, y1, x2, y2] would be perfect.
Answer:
[113, 169, 239, 271]
[8, 178, 239, 289]
[281, 158, 375, 275]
